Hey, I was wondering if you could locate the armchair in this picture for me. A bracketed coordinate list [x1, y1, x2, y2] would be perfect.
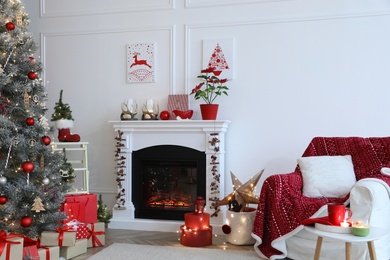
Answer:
[252, 137, 390, 260]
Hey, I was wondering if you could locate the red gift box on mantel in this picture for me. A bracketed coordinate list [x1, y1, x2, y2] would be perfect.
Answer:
[63, 194, 97, 224]
[66, 219, 89, 239]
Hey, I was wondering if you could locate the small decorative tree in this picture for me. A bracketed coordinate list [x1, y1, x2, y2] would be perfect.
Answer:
[97, 194, 112, 224]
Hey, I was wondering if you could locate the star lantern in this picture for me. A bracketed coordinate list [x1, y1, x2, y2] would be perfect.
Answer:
[214, 169, 264, 212]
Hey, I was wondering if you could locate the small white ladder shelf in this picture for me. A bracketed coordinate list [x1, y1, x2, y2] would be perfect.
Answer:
[52, 142, 89, 194]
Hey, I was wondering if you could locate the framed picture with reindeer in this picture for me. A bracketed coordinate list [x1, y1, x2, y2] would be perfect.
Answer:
[127, 42, 155, 83]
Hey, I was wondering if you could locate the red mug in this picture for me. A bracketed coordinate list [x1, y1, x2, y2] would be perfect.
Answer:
[327, 203, 352, 226]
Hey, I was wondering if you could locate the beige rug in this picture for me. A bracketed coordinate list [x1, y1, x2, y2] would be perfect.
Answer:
[87, 243, 259, 260]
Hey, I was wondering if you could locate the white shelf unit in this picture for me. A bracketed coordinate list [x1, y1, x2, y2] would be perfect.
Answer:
[52, 142, 89, 194]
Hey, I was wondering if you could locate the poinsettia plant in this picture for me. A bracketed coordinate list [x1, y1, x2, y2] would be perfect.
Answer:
[190, 67, 229, 104]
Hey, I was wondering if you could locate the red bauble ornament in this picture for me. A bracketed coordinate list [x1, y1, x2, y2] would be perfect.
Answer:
[26, 117, 35, 126]
[27, 71, 37, 80]
[20, 216, 33, 228]
[29, 57, 36, 63]
[0, 196, 7, 205]
[41, 136, 51, 145]
[5, 22, 15, 31]
[159, 110, 170, 120]
[222, 224, 231, 234]
[22, 161, 34, 174]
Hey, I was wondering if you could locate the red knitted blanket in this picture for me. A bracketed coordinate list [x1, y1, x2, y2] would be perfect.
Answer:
[252, 137, 390, 259]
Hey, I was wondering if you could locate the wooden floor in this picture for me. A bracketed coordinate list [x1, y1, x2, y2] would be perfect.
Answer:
[73, 228, 255, 259]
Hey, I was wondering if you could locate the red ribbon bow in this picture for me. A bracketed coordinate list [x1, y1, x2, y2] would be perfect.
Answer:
[0, 231, 22, 260]
[55, 226, 75, 246]
[86, 224, 105, 247]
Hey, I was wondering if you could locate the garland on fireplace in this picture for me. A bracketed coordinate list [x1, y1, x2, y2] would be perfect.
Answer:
[114, 130, 126, 210]
[209, 133, 221, 217]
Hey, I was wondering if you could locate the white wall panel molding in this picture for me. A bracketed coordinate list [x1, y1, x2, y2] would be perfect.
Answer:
[40, 25, 175, 91]
[90, 188, 117, 194]
[40, 0, 175, 18]
[185, 0, 291, 8]
[185, 10, 390, 92]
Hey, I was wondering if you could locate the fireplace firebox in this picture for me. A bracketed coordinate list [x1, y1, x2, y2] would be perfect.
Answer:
[108, 120, 230, 233]
[132, 145, 206, 220]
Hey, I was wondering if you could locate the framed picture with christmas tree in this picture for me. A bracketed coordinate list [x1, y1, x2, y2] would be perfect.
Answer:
[202, 38, 234, 80]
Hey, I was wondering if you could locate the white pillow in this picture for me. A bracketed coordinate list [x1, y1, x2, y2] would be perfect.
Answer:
[298, 155, 356, 198]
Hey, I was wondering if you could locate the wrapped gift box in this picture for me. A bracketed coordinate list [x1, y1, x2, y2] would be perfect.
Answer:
[38, 246, 60, 260]
[86, 222, 105, 248]
[40, 230, 76, 247]
[23, 245, 39, 259]
[0, 235, 23, 260]
[66, 219, 89, 239]
[63, 194, 97, 223]
[60, 238, 87, 259]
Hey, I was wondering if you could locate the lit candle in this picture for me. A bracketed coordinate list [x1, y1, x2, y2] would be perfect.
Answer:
[340, 220, 349, 228]
[352, 219, 370, 237]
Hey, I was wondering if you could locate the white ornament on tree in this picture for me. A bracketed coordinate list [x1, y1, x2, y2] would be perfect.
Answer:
[42, 177, 50, 185]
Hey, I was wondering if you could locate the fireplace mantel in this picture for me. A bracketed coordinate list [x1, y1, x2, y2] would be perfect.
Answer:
[108, 120, 230, 233]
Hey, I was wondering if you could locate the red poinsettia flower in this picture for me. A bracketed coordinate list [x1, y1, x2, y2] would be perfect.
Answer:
[189, 67, 229, 104]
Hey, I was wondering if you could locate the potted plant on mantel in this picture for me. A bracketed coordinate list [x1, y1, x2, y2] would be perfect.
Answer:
[190, 67, 229, 120]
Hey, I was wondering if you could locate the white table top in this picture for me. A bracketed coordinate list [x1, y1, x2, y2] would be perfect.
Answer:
[304, 225, 387, 243]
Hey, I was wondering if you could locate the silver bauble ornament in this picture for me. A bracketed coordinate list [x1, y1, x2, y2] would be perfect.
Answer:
[0, 176, 7, 185]
[42, 177, 50, 185]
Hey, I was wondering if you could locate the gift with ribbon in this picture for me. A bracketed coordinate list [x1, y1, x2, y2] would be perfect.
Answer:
[37, 245, 60, 260]
[22, 236, 40, 260]
[86, 222, 105, 248]
[63, 194, 97, 224]
[60, 238, 87, 259]
[66, 219, 89, 239]
[40, 227, 76, 247]
[0, 231, 23, 260]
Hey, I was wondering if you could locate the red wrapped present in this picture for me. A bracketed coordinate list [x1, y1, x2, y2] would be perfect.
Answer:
[0, 231, 23, 260]
[86, 222, 105, 247]
[63, 194, 97, 223]
[23, 245, 39, 259]
[66, 220, 89, 239]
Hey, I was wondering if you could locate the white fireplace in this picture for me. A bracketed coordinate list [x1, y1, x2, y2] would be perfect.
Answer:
[108, 120, 230, 233]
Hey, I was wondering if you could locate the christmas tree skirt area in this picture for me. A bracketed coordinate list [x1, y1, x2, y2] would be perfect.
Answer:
[86, 243, 259, 260]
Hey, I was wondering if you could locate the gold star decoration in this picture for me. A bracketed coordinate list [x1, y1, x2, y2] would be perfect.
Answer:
[215, 169, 264, 212]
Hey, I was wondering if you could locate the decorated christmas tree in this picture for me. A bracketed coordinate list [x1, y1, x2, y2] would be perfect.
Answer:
[0, 0, 71, 238]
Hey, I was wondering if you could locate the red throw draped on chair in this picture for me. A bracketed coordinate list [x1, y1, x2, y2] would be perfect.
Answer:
[252, 137, 390, 258]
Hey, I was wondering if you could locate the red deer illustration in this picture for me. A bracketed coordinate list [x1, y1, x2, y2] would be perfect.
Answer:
[130, 52, 152, 69]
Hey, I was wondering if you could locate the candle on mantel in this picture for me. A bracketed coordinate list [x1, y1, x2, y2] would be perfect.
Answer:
[352, 219, 370, 237]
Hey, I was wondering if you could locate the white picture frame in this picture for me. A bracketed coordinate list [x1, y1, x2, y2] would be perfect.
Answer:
[127, 42, 155, 83]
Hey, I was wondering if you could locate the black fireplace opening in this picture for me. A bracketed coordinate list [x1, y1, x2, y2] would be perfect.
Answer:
[132, 145, 206, 221]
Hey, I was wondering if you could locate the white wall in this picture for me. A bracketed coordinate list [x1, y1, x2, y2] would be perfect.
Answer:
[22, 0, 390, 209]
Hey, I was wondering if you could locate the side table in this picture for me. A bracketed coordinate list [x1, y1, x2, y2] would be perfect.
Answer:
[304, 225, 387, 260]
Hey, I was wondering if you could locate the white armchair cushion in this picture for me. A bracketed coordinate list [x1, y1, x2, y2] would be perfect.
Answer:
[298, 155, 356, 198]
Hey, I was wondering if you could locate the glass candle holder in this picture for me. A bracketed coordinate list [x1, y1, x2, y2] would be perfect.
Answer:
[352, 219, 370, 237]
[142, 99, 159, 120]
